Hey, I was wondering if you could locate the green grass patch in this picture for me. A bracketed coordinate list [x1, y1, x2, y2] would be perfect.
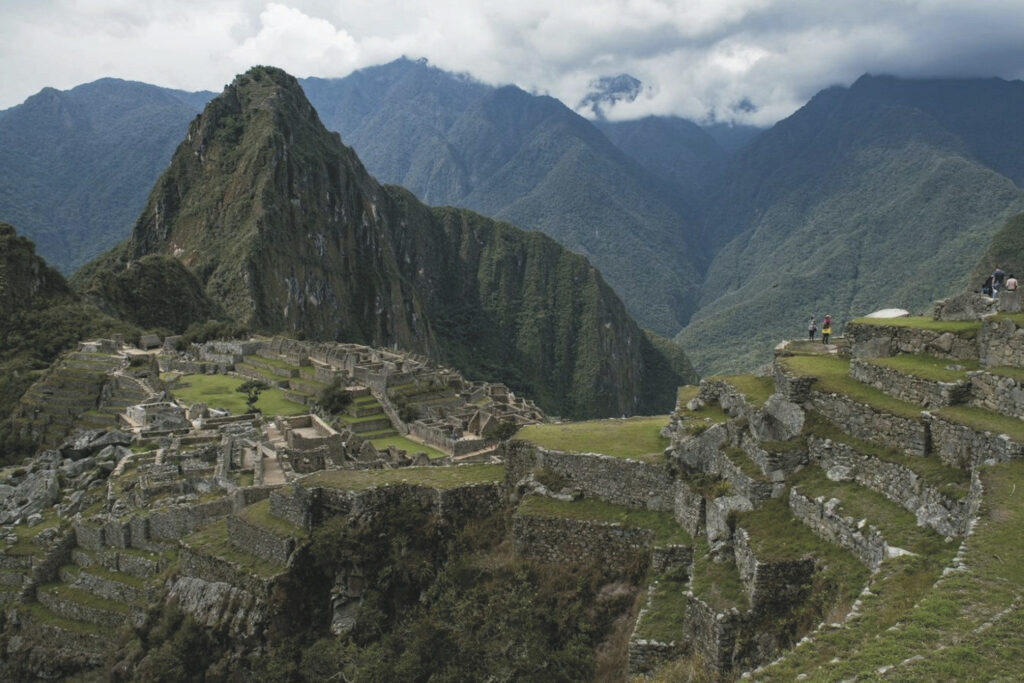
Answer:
[866, 353, 979, 382]
[690, 536, 748, 612]
[20, 601, 114, 637]
[783, 355, 923, 419]
[238, 499, 306, 539]
[370, 435, 449, 460]
[517, 496, 691, 546]
[7, 510, 62, 557]
[516, 416, 670, 462]
[803, 411, 971, 500]
[937, 404, 1024, 442]
[247, 355, 298, 371]
[169, 373, 306, 416]
[851, 316, 982, 336]
[987, 365, 1024, 383]
[676, 385, 699, 409]
[761, 461, 1022, 680]
[712, 374, 775, 407]
[43, 582, 134, 613]
[183, 519, 287, 578]
[80, 563, 147, 589]
[634, 573, 690, 641]
[234, 471, 255, 487]
[723, 445, 766, 480]
[338, 412, 389, 425]
[993, 312, 1024, 327]
[300, 463, 505, 491]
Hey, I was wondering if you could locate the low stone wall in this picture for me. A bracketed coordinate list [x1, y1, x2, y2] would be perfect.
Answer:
[511, 512, 653, 573]
[809, 437, 973, 537]
[226, 515, 295, 566]
[932, 291, 997, 321]
[29, 530, 76, 590]
[771, 355, 816, 404]
[407, 423, 489, 457]
[437, 483, 506, 526]
[810, 391, 929, 457]
[72, 567, 153, 603]
[628, 637, 685, 676]
[788, 487, 887, 569]
[969, 371, 1024, 420]
[733, 528, 815, 613]
[269, 485, 317, 530]
[846, 321, 979, 362]
[850, 359, 969, 408]
[652, 544, 695, 575]
[505, 442, 676, 512]
[148, 498, 234, 541]
[178, 545, 279, 597]
[978, 316, 1024, 369]
[35, 586, 145, 629]
[684, 594, 740, 675]
[673, 481, 706, 538]
[930, 415, 1024, 469]
[699, 380, 759, 421]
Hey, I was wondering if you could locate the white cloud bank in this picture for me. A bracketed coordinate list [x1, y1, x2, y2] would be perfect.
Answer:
[2, 0, 1023, 125]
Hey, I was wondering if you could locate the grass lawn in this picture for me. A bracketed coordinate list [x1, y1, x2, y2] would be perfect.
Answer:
[851, 316, 981, 336]
[299, 463, 505, 491]
[711, 374, 776, 407]
[759, 461, 1023, 681]
[370, 435, 449, 460]
[516, 416, 670, 462]
[169, 374, 306, 417]
[783, 355, 923, 419]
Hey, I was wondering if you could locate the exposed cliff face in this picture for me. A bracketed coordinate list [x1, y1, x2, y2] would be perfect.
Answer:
[77, 67, 695, 418]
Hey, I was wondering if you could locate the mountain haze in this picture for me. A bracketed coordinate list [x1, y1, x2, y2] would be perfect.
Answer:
[679, 74, 1024, 373]
[0, 79, 211, 273]
[77, 67, 695, 418]
[301, 58, 706, 336]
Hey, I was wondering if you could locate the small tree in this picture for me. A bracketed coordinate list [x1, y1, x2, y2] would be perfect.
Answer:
[318, 379, 353, 415]
[236, 379, 268, 413]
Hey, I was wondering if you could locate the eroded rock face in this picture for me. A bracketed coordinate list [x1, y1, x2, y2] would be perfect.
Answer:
[166, 576, 267, 638]
[0, 467, 60, 524]
[749, 395, 804, 442]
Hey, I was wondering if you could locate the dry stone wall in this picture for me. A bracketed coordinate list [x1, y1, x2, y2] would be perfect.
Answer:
[788, 488, 887, 569]
[930, 416, 1024, 468]
[846, 321, 979, 361]
[969, 371, 1024, 419]
[226, 515, 295, 565]
[505, 443, 676, 512]
[810, 391, 929, 457]
[808, 437, 975, 537]
[512, 512, 654, 573]
[850, 359, 970, 408]
[733, 528, 815, 614]
[978, 317, 1024, 368]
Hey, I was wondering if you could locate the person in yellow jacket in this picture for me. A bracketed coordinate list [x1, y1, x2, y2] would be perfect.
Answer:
[822, 315, 832, 344]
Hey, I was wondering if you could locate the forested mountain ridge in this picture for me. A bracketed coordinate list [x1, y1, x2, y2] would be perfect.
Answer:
[75, 66, 695, 418]
[678, 74, 1024, 373]
[0, 79, 212, 273]
[300, 58, 708, 336]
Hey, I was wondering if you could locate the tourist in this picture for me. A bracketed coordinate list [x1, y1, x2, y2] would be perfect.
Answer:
[993, 265, 1006, 298]
[982, 275, 994, 297]
[822, 315, 832, 344]
[1006, 274, 1019, 292]
[808, 316, 817, 340]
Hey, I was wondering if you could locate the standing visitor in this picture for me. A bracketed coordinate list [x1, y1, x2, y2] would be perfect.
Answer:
[993, 265, 1006, 298]
[1005, 274, 1018, 292]
[822, 315, 832, 344]
[808, 316, 817, 340]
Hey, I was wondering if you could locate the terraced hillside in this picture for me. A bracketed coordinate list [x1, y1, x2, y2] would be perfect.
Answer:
[2, 294, 1024, 679]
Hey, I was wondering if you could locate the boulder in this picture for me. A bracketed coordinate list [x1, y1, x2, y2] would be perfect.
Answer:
[750, 395, 805, 442]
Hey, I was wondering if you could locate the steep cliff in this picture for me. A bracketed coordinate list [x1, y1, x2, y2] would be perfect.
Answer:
[76, 67, 695, 418]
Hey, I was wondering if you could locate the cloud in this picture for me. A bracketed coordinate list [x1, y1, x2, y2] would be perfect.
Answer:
[1, 0, 1023, 125]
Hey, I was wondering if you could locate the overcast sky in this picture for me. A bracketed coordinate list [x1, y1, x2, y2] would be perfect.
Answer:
[2, 0, 1024, 126]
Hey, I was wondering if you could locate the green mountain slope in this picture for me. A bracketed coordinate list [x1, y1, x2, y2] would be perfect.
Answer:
[301, 59, 705, 336]
[0, 223, 137, 460]
[77, 67, 695, 418]
[679, 76, 1024, 374]
[0, 79, 210, 273]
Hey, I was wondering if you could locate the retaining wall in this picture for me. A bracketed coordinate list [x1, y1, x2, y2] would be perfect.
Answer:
[512, 512, 653, 573]
[733, 528, 815, 613]
[505, 443, 676, 512]
[978, 317, 1024, 368]
[929, 415, 1024, 469]
[969, 371, 1024, 420]
[788, 488, 887, 569]
[850, 359, 970, 408]
[846, 322, 979, 362]
[810, 391, 929, 457]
